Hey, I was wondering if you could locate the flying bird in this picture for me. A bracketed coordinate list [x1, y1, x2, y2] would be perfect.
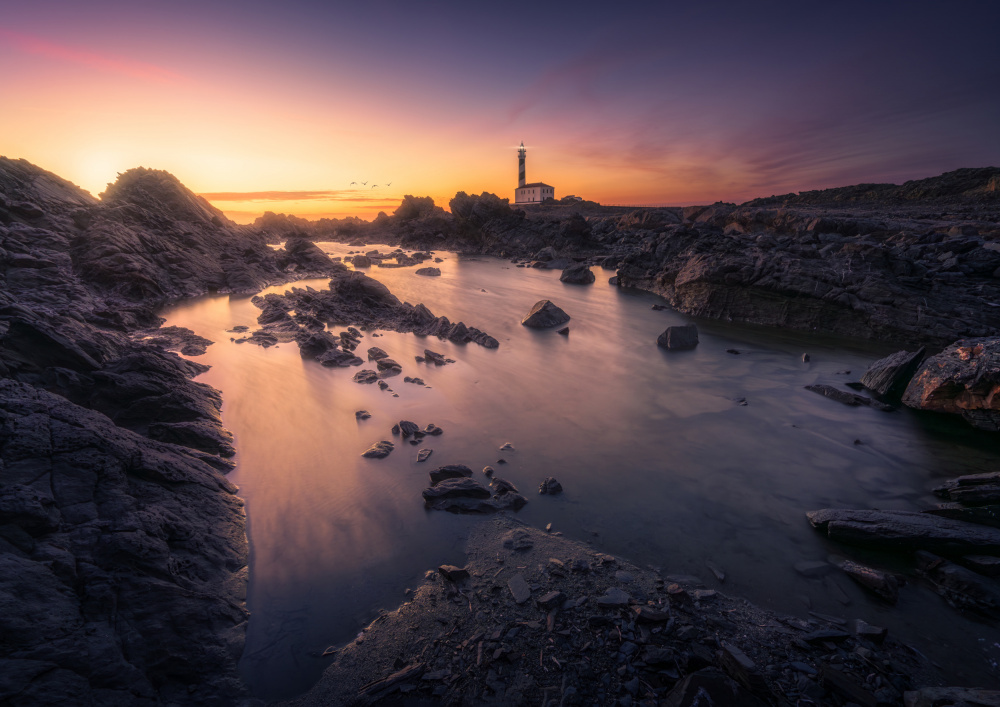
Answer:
[371, 184, 378, 189]
[350, 181, 357, 185]
[361, 181, 368, 185]
[386, 182, 392, 186]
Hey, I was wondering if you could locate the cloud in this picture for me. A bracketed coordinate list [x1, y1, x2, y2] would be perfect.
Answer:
[0, 27, 184, 84]
[199, 190, 399, 204]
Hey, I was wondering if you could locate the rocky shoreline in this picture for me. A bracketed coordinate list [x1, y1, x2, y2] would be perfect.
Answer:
[3, 157, 1000, 705]
[275, 517, 994, 707]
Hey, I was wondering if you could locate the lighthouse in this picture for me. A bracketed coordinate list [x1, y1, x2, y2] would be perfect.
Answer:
[514, 142, 555, 205]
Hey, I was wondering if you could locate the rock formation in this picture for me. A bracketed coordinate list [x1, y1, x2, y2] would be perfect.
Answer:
[521, 300, 571, 328]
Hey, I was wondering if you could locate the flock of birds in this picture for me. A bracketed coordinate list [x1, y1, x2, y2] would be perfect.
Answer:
[349, 181, 392, 189]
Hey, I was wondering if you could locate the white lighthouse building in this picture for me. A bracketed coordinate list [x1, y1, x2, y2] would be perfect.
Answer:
[514, 142, 554, 204]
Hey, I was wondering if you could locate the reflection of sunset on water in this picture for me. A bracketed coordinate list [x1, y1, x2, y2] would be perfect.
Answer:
[162, 247, 1000, 699]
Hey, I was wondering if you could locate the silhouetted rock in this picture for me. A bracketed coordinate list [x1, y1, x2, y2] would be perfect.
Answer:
[860, 347, 925, 399]
[559, 262, 595, 284]
[415, 267, 441, 276]
[657, 324, 699, 350]
[361, 440, 395, 458]
[521, 300, 571, 328]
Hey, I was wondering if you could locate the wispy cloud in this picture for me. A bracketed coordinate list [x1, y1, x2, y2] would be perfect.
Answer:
[199, 190, 399, 204]
[0, 27, 184, 84]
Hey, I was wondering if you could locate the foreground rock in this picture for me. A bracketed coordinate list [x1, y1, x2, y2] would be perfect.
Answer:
[807, 508, 1000, 556]
[422, 477, 528, 514]
[902, 337, 1000, 431]
[657, 324, 699, 351]
[521, 299, 571, 328]
[859, 347, 925, 400]
[559, 262, 595, 284]
[277, 516, 951, 707]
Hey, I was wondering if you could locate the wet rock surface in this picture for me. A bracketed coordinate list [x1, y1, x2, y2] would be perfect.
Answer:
[521, 299, 571, 328]
[277, 517, 948, 707]
[902, 338, 1000, 431]
[657, 324, 699, 351]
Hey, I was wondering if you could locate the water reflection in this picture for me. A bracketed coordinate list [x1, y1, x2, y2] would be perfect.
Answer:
[160, 245, 1000, 698]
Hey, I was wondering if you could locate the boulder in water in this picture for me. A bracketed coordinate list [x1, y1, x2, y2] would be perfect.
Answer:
[656, 324, 699, 351]
[860, 348, 925, 400]
[521, 300, 570, 328]
[559, 262, 595, 285]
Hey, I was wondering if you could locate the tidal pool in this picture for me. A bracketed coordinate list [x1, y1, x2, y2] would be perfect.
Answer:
[161, 245, 1000, 699]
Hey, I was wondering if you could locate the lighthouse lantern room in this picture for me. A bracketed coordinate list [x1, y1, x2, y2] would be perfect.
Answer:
[514, 142, 554, 204]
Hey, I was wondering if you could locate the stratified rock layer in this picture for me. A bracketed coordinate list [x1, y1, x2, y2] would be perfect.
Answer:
[902, 338, 1000, 430]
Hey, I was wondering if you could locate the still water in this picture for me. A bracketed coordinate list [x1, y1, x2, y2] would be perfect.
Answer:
[160, 245, 1000, 699]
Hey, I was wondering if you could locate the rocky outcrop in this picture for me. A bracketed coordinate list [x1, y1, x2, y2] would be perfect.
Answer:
[250, 271, 500, 356]
[902, 338, 1000, 430]
[521, 300, 570, 328]
[0, 158, 345, 704]
[0, 379, 248, 704]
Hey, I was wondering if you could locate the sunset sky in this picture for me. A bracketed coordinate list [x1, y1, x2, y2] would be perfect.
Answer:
[3, 1, 999, 222]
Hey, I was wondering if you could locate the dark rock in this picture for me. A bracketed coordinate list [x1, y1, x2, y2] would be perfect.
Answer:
[355, 410, 372, 420]
[933, 472, 1000, 507]
[521, 300, 571, 328]
[833, 558, 899, 603]
[657, 324, 699, 351]
[804, 384, 894, 411]
[851, 618, 888, 644]
[914, 551, 1000, 617]
[501, 529, 534, 551]
[423, 349, 448, 365]
[536, 590, 565, 609]
[557, 327, 569, 335]
[437, 565, 469, 582]
[416, 449, 432, 462]
[361, 440, 395, 458]
[482, 465, 495, 477]
[508, 574, 531, 604]
[367, 346, 389, 360]
[538, 477, 563, 494]
[559, 263, 595, 284]
[415, 267, 441, 276]
[903, 686, 1000, 707]
[955, 554, 1000, 576]
[490, 477, 519, 495]
[807, 508, 1000, 555]
[398, 420, 419, 437]
[802, 353, 811, 362]
[353, 369, 378, 384]
[422, 423, 443, 435]
[422, 477, 491, 501]
[860, 347, 925, 399]
[596, 587, 631, 607]
[376, 357, 402, 373]
[428, 464, 473, 484]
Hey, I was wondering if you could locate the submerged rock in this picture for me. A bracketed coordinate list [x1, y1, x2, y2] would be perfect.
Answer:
[428, 464, 473, 484]
[361, 440, 395, 458]
[521, 300, 571, 328]
[353, 369, 379, 384]
[657, 324, 699, 350]
[539, 477, 563, 494]
[804, 384, 894, 411]
[833, 558, 900, 603]
[559, 262, 595, 284]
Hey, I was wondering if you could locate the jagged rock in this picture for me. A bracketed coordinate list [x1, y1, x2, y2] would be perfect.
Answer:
[136, 325, 214, 356]
[538, 477, 563, 494]
[521, 300, 571, 328]
[422, 477, 491, 501]
[657, 324, 699, 351]
[422, 423, 443, 436]
[367, 346, 389, 360]
[933, 472, 1000, 507]
[375, 357, 402, 373]
[833, 558, 899, 603]
[807, 508, 1000, 555]
[361, 441, 394, 458]
[415, 267, 441, 276]
[428, 464, 473, 484]
[423, 349, 448, 365]
[860, 347, 925, 399]
[559, 262, 595, 284]
[353, 369, 378, 384]
[804, 384, 894, 411]
[416, 449, 433, 462]
[437, 565, 469, 582]
[490, 477, 519, 495]
[914, 551, 1000, 617]
[902, 337, 1000, 430]
[398, 420, 419, 437]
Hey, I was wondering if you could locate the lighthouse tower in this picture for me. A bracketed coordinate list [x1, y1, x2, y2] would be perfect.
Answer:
[514, 142, 555, 204]
[518, 142, 526, 187]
